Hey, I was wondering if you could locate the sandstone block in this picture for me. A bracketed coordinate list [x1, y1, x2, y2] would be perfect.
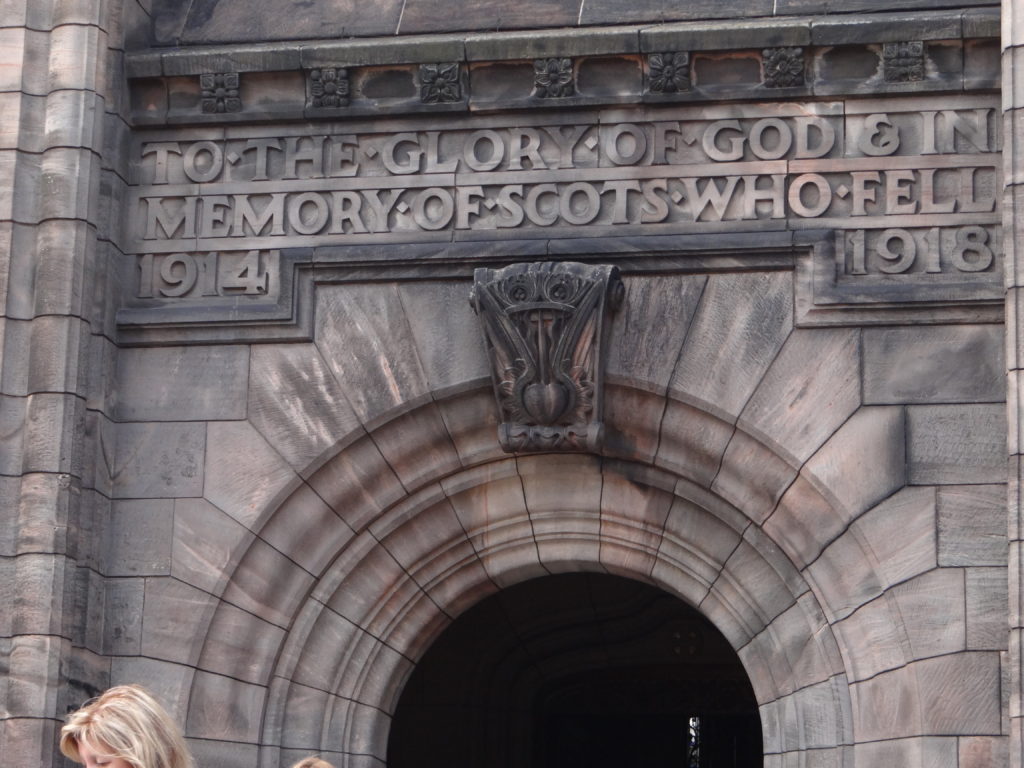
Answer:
[907, 403, 1006, 484]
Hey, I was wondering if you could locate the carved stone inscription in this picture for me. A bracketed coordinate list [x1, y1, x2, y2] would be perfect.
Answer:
[129, 96, 1001, 301]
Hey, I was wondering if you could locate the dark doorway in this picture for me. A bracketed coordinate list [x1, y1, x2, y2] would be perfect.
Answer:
[387, 573, 762, 768]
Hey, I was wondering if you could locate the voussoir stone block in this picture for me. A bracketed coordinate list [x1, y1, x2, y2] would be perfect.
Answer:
[204, 420, 300, 529]
[398, 281, 490, 395]
[248, 343, 362, 476]
[606, 274, 706, 393]
[800, 405, 905, 519]
[172, 497, 253, 596]
[116, 345, 249, 422]
[199, 599, 286, 685]
[807, 486, 937, 622]
[315, 283, 431, 427]
[670, 270, 793, 423]
[185, 669, 265, 743]
[739, 328, 861, 467]
[141, 577, 217, 666]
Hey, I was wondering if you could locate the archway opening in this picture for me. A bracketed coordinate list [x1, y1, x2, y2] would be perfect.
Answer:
[388, 572, 762, 768]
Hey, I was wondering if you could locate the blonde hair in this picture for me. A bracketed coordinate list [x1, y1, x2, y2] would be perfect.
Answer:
[60, 685, 195, 768]
[289, 758, 335, 768]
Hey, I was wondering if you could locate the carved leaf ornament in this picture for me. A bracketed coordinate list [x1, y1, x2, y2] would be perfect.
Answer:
[470, 261, 623, 453]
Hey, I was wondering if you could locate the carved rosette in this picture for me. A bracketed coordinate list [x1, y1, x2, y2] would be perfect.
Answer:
[309, 67, 350, 108]
[534, 58, 575, 98]
[647, 51, 690, 94]
[763, 47, 805, 88]
[420, 62, 461, 103]
[470, 261, 624, 453]
[200, 72, 242, 113]
[883, 41, 925, 82]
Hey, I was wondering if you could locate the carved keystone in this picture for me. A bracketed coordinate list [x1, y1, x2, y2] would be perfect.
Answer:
[470, 261, 624, 453]
[883, 41, 925, 82]
[200, 72, 242, 113]
[534, 58, 575, 98]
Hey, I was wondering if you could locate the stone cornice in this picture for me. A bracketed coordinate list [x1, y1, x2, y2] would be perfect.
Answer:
[124, 9, 1000, 126]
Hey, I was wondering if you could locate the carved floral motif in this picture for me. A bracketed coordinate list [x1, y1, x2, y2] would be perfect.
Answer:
[647, 52, 690, 94]
[883, 41, 925, 82]
[420, 62, 461, 103]
[763, 47, 805, 88]
[534, 58, 575, 98]
[309, 68, 349, 108]
[470, 261, 624, 453]
[200, 73, 242, 113]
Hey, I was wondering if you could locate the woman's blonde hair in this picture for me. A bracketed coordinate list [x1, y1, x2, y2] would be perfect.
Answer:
[60, 684, 195, 768]
[288, 758, 335, 768]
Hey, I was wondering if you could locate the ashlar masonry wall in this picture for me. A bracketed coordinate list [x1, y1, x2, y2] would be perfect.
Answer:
[1, 2, 1020, 768]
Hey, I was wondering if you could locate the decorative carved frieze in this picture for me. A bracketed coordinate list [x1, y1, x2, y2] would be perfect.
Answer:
[763, 47, 805, 88]
[534, 58, 575, 98]
[309, 67, 349, 108]
[420, 62, 461, 103]
[200, 72, 242, 113]
[470, 261, 624, 453]
[647, 52, 690, 94]
[883, 41, 925, 82]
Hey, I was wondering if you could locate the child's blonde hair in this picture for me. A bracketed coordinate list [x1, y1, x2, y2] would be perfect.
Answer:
[289, 758, 336, 768]
[60, 684, 195, 768]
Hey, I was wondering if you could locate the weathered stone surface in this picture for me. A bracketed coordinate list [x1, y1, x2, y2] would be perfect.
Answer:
[907, 403, 1007, 484]
[966, 567, 1008, 650]
[109, 656, 196, 723]
[306, 434, 405, 533]
[141, 577, 217, 665]
[937, 484, 1008, 566]
[606, 274, 705, 392]
[115, 345, 249, 422]
[801, 405, 905, 518]
[398, 281, 489, 395]
[112, 421, 205, 498]
[220, 536, 315, 628]
[655, 398, 734, 488]
[371, 403, 462, 492]
[863, 325, 1004, 404]
[315, 283, 431, 427]
[248, 344, 363, 476]
[203, 420, 300, 529]
[105, 499, 173, 575]
[670, 271, 793, 422]
[739, 328, 860, 466]
[713, 428, 798, 524]
[200, 599, 287, 685]
[852, 737, 958, 768]
[185, 669, 265, 742]
[851, 652, 1001, 739]
[807, 487, 937, 622]
[172, 497, 253, 595]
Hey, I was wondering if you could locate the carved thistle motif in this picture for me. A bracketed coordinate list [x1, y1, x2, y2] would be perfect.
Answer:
[648, 52, 690, 94]
[200, 73, 242, 113]
[470, 261, 624, 453]
[309, 68, 349, 108]
[534, 58, 575, 98]
[883, 41, 925, 82]
[763, 47, 805, 88]
[420, 62, 461, 103]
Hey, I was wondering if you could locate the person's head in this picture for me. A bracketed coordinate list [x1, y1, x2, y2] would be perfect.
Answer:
[60, 685, 194, 768]
[288, 758, 335, 768]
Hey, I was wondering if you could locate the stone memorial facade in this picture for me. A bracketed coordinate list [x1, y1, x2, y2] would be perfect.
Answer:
[0, 1, 1022, 767]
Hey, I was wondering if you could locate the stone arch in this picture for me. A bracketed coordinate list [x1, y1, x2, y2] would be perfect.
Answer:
[179, 382, 927, 768]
